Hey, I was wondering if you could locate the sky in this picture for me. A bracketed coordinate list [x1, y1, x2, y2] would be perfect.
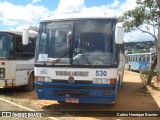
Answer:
[0, 0, 157, 42]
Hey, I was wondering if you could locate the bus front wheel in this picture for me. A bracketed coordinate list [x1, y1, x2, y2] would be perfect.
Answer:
[24, 73, 34, 92]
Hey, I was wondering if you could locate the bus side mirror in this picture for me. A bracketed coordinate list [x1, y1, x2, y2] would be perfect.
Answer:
[115, 23, 123, 44]
[22, 29, 29, 45]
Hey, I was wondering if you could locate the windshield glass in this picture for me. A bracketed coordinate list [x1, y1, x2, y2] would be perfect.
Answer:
[35, 19, 117, 67]
[0, 32, 13, 58]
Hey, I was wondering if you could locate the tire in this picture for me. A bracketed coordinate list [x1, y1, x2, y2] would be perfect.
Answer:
[24, 73, 34, 92]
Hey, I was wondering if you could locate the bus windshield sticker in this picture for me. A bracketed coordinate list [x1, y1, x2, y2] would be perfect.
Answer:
[38, 54, 48, 61]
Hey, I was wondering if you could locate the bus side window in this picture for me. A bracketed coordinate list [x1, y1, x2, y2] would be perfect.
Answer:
[16, 36, 23, 52]
[16, 35, 35, 59]
[139, 56, 141, 62]
[147, 55, 150, 62]
[143, 56, 145, 62]
[137, 55, 140, 61]
[141, 55, 143, 62]
[134, 56, 136, 62]
[135, 56, 137, 62]
[144, 55, 148, 62]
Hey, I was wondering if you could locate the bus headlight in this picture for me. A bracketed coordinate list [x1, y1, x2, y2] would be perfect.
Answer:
[35, 76, 51, 82]
[93, 78, 101, 84]
[101, 78, 110, 84]
[35, 76, 45, 82]
[0, 68, 5, 78]
[45, 77, 51, 82]
[93, 78, 116, 84]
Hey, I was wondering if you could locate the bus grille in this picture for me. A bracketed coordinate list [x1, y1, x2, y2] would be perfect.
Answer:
[56, 71, 89, 77]
[54, 90, 90, 98]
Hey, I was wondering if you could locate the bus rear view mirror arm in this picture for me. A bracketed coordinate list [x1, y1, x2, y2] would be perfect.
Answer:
[115, 22, 123, 44]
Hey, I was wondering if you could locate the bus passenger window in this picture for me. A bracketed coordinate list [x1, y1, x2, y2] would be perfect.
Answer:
[135, 56, 137, 62]
[137, 56, 140, 61]
[131, 56, 133, 61]
[133, 56, 136, 62]
[142, 56, 145, 62]
[16, 35, 35, 59]
[144, 55, 148, 62]
[147, 55, 149, 62]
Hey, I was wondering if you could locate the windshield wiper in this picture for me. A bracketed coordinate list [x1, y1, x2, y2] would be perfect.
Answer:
[52, 50, 69, 65]
[74, 50, 93, 68]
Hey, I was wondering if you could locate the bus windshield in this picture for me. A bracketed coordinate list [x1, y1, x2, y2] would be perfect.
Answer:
[35, 19, 118, 67]
[0, 32, 13, 58]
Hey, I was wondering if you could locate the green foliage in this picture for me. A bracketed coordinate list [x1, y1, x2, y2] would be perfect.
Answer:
[120, 0, 159, 41]
[140, 71, 157, 85]
[133, 49, 149, 53]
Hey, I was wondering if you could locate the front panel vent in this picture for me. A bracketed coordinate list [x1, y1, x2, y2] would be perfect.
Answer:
[56, 71, 89, 77]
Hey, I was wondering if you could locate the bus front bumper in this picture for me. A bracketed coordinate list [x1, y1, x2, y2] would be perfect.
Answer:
[35, 82, 117, 104]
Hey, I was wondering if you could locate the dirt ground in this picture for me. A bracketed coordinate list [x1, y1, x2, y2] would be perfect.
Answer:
[0, 70, 160, 120]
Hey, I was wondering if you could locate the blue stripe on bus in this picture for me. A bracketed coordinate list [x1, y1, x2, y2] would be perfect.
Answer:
[35, 82, 117, 104]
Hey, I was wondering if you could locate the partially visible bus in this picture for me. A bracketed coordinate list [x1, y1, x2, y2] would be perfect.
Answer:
[0, 30, 37, 91]
[23, 13, 125, 104]
[127, 52, 156, 72]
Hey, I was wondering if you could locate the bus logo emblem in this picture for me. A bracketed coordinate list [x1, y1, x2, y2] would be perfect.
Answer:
[40, 69, 48, 75]
[68, 76, 75, 83]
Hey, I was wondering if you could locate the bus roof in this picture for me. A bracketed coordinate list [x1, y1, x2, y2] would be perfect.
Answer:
[0, 30, 37, 38]
[0, 30, 22, 36]
[41, 13, 118, 22]
[128, 52, 155, 56]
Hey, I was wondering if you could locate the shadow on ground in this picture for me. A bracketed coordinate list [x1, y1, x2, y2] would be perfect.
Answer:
[41, 81, 160, 117]
[0, 87, 37, 100]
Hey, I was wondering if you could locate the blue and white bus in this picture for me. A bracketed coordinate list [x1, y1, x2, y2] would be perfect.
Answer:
[127, 52, 156, 72]
[23, 13, 125, 104]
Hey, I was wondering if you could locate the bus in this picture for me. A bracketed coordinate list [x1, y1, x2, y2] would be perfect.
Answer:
[127, 52, 156, 72]
[23, 13, 125, 104]
[0, 30, 37, 91]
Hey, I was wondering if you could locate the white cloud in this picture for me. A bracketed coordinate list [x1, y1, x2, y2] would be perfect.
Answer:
[55, 0, 137, 17]
[124, 31, 155, 42]
[110, 0, 120, 8]
[56, 0, 85, 14]
[124, 24, 157, 42]
[32, 0, 41, 3]
[0, 1, 52, 30]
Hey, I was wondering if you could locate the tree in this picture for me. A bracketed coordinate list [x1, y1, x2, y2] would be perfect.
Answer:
[120, 0, 160, 85]
[120, 0, 158, 40]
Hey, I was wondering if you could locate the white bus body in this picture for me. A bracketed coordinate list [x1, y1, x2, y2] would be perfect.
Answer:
[0, 30, 37, 91]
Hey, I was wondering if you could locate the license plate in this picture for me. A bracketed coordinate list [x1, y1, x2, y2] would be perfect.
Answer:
[65, 98, 79, 103]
